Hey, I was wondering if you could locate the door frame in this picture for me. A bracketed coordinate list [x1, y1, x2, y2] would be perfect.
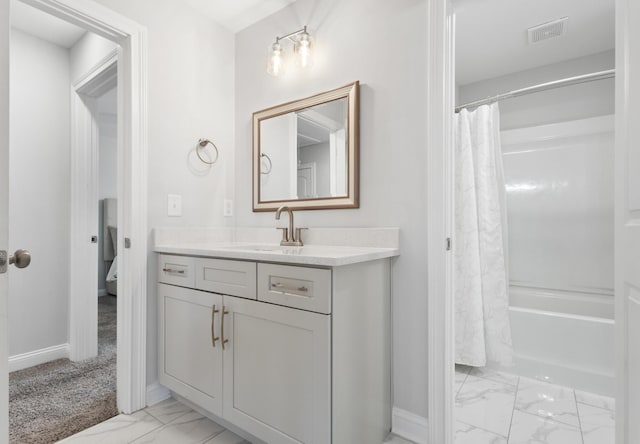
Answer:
[18, 0, 149, 414]
[69, 49, 117, 362]
[614, 1, 634, 442]
[425, 0, 455, 443]
[428, 1, 629, 444]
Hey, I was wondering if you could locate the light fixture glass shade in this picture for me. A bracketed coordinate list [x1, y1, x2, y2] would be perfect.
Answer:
[294, 32, 313, 69]
[267, 41, 284, 76]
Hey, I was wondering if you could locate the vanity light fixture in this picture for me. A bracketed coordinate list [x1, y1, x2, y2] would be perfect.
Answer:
[267, 26, 313, 76]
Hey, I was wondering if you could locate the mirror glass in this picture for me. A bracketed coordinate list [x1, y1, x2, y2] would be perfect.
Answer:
[253, 82, 359, 211]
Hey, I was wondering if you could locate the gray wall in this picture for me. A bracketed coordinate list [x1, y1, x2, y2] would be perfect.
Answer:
[78, 0, 236, 386]
[234, 0, 429, 417]
[458, 50, 615, 130]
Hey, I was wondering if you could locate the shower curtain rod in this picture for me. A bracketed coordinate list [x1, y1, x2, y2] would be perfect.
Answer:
[455, 69, 615, 113]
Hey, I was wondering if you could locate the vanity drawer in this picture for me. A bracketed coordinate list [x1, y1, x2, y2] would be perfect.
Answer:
[257, 263, 331, 314]
[196, 258, 257, 300]
[158, 254, 196, 287]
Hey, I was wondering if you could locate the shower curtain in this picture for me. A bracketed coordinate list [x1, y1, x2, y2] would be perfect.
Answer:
[455, 103, 513, 367]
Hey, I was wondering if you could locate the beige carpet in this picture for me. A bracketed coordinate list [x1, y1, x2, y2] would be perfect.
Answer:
[9, 296, 118, 444]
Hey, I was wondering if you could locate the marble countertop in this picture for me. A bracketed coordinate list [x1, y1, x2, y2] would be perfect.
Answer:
[154, 242, 399, 267]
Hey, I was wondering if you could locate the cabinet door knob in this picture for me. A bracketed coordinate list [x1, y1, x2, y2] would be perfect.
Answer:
[211, 305, 220, 347]
[221, 306, 230, 350]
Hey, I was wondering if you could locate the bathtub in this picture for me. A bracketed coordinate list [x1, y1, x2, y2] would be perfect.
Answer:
[495, 286, 615, 396]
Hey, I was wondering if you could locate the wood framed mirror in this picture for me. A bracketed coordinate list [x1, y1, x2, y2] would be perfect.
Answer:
[252, 81, 359, 211]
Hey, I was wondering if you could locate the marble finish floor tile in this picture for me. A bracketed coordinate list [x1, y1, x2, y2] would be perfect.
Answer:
[515, 377, 579, 427]
[578, 403, 615, 444]
[469, 367, 519, 387]
[455, 369, 470, 395]
[575, 389, 615, 411]
[144, 397, 194, 424]
[455, 375, 517, 437]
[507, 410, 582, 444]
[130, 411, 225, 444]
[384, 433, 417, 443]
[56, 411, 162, 444]
[455, 421, 507, 444]
[204, 429, 251, 443]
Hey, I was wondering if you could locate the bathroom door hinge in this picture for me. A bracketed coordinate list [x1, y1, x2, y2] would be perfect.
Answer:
[124, 237, 131, 249]
[446, 237, 452, 251]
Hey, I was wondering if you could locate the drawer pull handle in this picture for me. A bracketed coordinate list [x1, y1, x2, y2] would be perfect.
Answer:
[271, 282, 308, 292]
[162, 268, 185, 274]
[211, 305, 219, 347]
[221, 306, 229, 350]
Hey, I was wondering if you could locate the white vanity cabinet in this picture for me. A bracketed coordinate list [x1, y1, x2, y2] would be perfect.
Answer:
[157, 252, 392, 444]
[159, 284, 223, 416]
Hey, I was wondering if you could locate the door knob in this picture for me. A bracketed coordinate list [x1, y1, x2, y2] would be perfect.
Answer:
[9, 249, 31, 269]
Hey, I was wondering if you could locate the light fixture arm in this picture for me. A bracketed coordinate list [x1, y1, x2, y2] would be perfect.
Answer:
[275, 25, 308, 43]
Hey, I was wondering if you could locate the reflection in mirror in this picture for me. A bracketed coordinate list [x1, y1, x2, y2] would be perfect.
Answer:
[260, 98, 347, 201]
[253, 82, 359, 211]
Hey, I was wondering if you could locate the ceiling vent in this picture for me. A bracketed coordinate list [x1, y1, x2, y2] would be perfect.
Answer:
[527, 17, 568, 44]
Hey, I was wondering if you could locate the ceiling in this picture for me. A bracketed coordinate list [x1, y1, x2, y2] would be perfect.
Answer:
[180, 0, 296, 32]
[11, 0, 86, 48]
[10, 0, 296, 49]
[454, 0, 615, 85]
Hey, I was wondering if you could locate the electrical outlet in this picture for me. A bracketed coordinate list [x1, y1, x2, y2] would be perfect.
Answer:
[168, 194, 182, 217]
[223, 199, 233, 217]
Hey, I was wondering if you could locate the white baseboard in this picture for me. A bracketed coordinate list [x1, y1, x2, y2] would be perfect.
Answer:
[146, 381, 171, 407]
[98, 288, 108, 297]
[392, 407, 429, 444]
[9, 343, 70, 373]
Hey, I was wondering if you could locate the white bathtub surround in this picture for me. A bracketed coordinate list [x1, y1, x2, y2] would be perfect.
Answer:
[455, 103, 513, 367]
[506, 306, 614, 396]
[454, 368, 615, 444]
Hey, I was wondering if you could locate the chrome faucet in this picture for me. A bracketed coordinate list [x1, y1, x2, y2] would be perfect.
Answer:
[275, 206, 305, 246]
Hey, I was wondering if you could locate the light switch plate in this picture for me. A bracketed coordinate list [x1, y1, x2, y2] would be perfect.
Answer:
[167, 194, 182, 217]
[223, 199, 233, 217]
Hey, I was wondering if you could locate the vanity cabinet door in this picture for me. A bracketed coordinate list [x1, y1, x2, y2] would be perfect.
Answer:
[158, 283, 223, 416]
[222, 297, 331, 444]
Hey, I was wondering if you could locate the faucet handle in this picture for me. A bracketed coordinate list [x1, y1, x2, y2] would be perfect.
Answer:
[277, 227, 289, 243]
[294, 227, 308, 246]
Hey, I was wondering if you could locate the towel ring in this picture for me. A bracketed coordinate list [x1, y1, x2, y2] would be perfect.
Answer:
[260, 153, 272, 174]
[197, 138, 219, 165]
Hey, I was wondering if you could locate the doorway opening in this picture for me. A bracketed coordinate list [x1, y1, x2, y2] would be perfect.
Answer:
[450, 0, 615, 443]
[8, 3, 123, 441]
[5, 0, 147, 440]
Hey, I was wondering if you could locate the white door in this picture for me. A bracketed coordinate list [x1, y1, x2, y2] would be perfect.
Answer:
[616, 1, 640, 443]
[0, 0, 10, 440]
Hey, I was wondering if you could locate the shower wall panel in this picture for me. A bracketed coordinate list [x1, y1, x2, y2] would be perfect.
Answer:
[501, 115, 614, 318]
